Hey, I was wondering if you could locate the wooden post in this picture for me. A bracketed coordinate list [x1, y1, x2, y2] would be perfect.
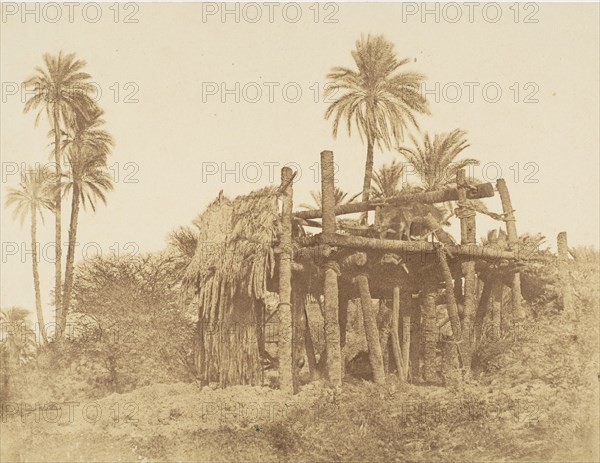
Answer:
[321, 151, 342, 387]
[278, 167, 294, 393]
[438, 249, 462, 340]
[457, 169, 477, 368]
[339, 293, 349, 378]
[474, 280, 492, 345]
[303, 304, 319, 381]
[391, 286, 405, 380]
[421, 278, 438, 383]
[557, 232, 573, 314]
[400, 290, 412, 381]
[292, 285, 306, 393]
[378, 300, 392, 375]
[496, 178, 524, 319]
[491, 280, 503, 340]
[355, 274, 386, 384]
[409, 298, 421, 382]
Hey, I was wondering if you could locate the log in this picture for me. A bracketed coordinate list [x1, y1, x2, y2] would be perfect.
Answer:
[391, 286, 405, 380]
[497, 178, 524, 319]
[557, 232, 573, 314]
[355, 274, 386, 384]
[293, 182, 495, 220]
[278, 167, 295, 394]
[321, 151, 342, 386]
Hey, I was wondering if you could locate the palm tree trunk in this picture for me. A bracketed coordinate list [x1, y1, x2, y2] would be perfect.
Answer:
[360, 139, 374, 224]
[53, 105, 63, 336]
[62, 182, 81, 325]
[30, 207, 48, 344]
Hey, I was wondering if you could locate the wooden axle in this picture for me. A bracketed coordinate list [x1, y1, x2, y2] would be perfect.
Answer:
[293, 183, 495, 220]
[306, 233, 521, 260]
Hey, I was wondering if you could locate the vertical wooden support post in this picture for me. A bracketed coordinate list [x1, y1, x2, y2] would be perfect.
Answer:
[292, 286, 306, 393]
[557, 232, 573, 314]
[496, 178, 524, 319]
[391, 286, 405, 381]
[491, 280, 503, 339]
[321, 150, 342, 387]
[400, 290, 412, 381]
[355, 274, 386, 384]
[457, 169, 477, 364]
[409, 298, 421, 382]
[421, 278, 438, 383]
[474, 280, 492, 345]
[339, 294, 349, 378]
[303, 304, 319, 381]
[378, 300, 392, 374]
[278, 167, 294, 393]
[438, 249, 462, 340]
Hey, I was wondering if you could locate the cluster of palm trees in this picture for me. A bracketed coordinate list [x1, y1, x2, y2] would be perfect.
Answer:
[5, 52, 114, 344]
[324, 34, 479, 220]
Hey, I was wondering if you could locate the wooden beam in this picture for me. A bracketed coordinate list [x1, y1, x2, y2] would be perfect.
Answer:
[293, 183, 495, 220]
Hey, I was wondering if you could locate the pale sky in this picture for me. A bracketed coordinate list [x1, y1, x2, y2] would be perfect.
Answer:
[1, 2, 599, 323]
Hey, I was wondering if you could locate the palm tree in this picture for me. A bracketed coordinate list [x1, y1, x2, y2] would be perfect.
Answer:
[0, 307, 38, 365]
[371, 159, 404, 199]
[23, 52, 97, 332]
[60, 109, 114, 320]
[5, 167, 54, 344]
[299, 187, 359, 210]
[0, 307, 38, 403]
[397, 129, 478, 191]
[325, 34, 430, 222]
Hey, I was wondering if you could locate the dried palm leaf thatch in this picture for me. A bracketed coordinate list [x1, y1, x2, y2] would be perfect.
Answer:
[184, 186, 280, 386]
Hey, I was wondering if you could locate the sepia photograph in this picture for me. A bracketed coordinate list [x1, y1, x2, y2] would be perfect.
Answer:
[1, 2, 599, 462]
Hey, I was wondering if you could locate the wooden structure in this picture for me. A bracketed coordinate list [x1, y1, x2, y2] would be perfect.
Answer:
[276, 150, 527, 391]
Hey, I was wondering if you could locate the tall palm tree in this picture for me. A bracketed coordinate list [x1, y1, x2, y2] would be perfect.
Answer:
[325, 34, 430, 222]
[23, 52, 96, 332]
[60, 109, 114, 320]
[5, 167, 54, 344]
[397, 129, 478, 191]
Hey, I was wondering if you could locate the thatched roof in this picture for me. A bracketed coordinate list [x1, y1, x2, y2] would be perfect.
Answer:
[183, 186, 280, 323]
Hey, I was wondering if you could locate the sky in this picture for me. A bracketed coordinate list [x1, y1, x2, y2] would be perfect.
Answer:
[1, 2, 599, 324]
